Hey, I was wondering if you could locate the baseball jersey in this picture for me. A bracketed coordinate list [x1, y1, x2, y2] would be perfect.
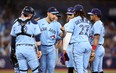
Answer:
[64, 23, 69, 31]
[66, 16, 91, 43]
[10, 20, 41, 44]
[37, 18, 62, 45]
[89, 20, 105, 45]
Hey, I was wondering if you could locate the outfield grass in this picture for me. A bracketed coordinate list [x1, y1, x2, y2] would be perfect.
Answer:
[0, 69, 116, 73]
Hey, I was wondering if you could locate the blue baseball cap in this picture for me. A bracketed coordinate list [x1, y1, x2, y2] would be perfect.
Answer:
[66, 7, 75, 15]
[47, 7, 59, 14]
[88, 8, 102, 16]
[74, 4, 84, 12]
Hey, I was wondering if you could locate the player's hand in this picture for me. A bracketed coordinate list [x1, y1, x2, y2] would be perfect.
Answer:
[89, 50, 95, 62]
[60, 27, 65, 32]
[55, 40, 63, 49]
[37, 51, 42, 59]
[60, 27, 66, 38]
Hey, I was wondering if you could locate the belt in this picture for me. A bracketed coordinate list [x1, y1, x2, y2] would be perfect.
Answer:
[98, 44, 102, 45]
[16, 44, 34, 46]
[41, 44, 53, 47]
[69, 43, 73, 45]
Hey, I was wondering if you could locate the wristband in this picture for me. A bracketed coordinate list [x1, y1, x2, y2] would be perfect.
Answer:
[92, 45, 97, 50]
[38, 46, 41, 51]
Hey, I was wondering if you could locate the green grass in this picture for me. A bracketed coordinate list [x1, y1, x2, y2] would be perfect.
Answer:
[0, 69, 116, 73]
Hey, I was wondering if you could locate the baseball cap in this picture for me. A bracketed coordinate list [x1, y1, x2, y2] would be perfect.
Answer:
[47, 7, 59, 14]
[74, 4, 84, 12]
[56, 13, 61, 17]
[66, 7, 75, 15]
[88, 8, 102, 16]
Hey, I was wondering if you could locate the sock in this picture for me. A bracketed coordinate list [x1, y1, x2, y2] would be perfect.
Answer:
[92, 72, 98, 73]
[68, 67, 74, 73]
[14, 67, 20, 73]
[100, 71, 104, 73]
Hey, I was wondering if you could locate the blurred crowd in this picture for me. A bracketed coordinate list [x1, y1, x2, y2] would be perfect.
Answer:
[0, 5, 116, 58]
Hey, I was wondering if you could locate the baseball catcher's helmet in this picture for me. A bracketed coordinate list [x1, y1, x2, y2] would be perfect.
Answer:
[22, 6, 35, 17]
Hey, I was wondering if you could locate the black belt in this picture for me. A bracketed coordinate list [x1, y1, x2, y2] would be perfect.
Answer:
[41, 44, 53, 46]
[98, 44, 102, 45]
[69, 43, 73, 45]
[16, 44, 34, 46]
[92, 44, 102, 46]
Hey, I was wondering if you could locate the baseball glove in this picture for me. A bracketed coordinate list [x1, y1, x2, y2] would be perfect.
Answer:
[89, 50, 95, 62]
[60, 51, 69, 65]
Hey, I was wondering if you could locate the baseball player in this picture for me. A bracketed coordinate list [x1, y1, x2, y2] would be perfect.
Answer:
[10, 6, 41, 73]
[88, 8, 105, 73]
[37, 7, 65, 73]
[63, 4, 92, 73]
[64, 7, 75, 73]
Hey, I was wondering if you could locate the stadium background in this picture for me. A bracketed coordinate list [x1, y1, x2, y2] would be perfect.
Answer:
[0, 0, 116, 73]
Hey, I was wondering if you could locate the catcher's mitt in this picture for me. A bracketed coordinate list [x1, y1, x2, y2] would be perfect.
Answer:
[89, 51, 95, 62]
[60, 51, 69, 65]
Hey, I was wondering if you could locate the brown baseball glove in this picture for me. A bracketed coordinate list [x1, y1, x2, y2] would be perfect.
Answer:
[89, 50, 95, 62]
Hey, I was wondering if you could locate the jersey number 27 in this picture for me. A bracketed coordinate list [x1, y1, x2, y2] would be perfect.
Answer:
[79, 24, 89, 36]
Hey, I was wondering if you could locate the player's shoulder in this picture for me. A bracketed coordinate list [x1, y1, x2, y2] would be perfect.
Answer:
[12, 19, 19, 27]
[52, 20, 61, 27]
[70, 16, 80, 23]
[54, 20, 61, 24]
[94, 20, 103, 26]
[30, 19, 38, 24]
[37, 18, 45, 23]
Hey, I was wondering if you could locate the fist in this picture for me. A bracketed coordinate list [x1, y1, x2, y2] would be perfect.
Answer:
[89, 50, 95, 62]
[37, 51, 42, 59]
[60, 27, 65, 32]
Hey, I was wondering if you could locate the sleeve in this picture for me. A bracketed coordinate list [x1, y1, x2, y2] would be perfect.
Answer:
[66, 20, 74, 33]
[64, 23, 68, 31]
[34, 24, 41, 36]
[10, 25, 16, 36]
[63, 32, 72, 50]
[11, 36, 16, 53]
[93, 22, 101, 35]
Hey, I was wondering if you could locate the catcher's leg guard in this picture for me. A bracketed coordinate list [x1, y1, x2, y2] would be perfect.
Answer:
[100, 71, 104, 73]
[19, 69, 28, 73]
[14, 67, 20, 73]
[32, 66, 42, 73]
[92, 72, 99, 73]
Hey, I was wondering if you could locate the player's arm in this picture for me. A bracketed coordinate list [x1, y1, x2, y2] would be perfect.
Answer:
[35, 34, 42, 59]
[10, 24, 16, 54]
[55, 39, 63, 49]
[60, 27, 66, 38]
[89, 34, 100, 62]
[92, 23, 101, 51]
[60, 32, 71, 64]
[63, 32, 72, 52]
[11, 36, 16, 54]
[10, 36, 18, 67]
[92, 34, 100, 51]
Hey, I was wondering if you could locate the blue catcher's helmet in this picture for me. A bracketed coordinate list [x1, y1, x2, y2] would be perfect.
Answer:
[22, 6, 35, 17]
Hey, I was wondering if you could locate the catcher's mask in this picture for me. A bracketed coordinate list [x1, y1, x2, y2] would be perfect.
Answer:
[22, 6, 35, 17]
